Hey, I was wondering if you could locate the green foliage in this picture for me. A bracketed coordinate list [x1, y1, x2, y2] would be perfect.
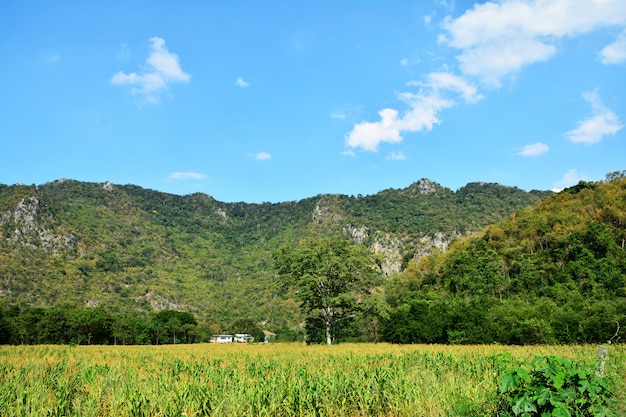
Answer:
[273, 236, 381, 344]
[499, 356, 614, 416]
[231, 317, 265, 343]
[2, 175, 625, 344]
[0, 177, 543, 338]
[4, 306, 206, 345]
[388, 176, 626, 345]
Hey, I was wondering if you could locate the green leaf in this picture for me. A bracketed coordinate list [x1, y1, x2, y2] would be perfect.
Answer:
[551, 371, 565, 389]
[551, 404, 571, 417]
[500, 373, 518, 393]
[512, 397, 537, 415]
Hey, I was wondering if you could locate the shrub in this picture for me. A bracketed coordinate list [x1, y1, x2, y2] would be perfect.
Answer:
[499, 355, 614, 416]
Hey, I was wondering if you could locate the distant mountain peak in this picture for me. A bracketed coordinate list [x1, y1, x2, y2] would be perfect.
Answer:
[406, 178, 441, 195]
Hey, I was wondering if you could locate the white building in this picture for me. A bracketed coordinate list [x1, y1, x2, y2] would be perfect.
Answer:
[209, 334, 233, 343]
[209, 333, 254, 343]
[234, 333, 254, 343]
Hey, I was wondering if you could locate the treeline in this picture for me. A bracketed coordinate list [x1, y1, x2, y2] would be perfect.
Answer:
[0, 305, 267, 345]
[380, 293, 624, 345]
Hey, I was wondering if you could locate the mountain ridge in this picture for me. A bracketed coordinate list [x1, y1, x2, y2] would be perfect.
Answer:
[2, 176, 552, 203]
[0, 176, 549, 331]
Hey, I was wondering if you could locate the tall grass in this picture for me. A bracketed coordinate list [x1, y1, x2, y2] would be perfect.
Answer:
[0, 343, 623, 416]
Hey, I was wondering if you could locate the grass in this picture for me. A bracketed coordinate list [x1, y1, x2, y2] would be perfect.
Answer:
[0, 343, 624, 416]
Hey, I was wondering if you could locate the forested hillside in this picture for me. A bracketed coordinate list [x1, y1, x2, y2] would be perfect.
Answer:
[0, 177, 548, 343]
[383, 172, 626, 345]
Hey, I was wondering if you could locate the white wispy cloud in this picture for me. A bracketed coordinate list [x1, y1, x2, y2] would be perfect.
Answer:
[386, 151, 407, 161]
[552, 169, 585, 192]
[345, 72, 480, 152]
[252, 151, 272, 161]
[169, 171, 207, 180]
[117, 43, 131, 60]
[565, 90, 623, 144]
[440, 0, 626, 86]
[600, 30, 626, 64]
[111, 37, 190, 103]
[235, 77, 250, 88]
[331, 105, 360, 121]
[436, 0, 455, 13]
[515, 142, 549, 157]
[344, 1, 626, 154]
[409, 72, 484, 103]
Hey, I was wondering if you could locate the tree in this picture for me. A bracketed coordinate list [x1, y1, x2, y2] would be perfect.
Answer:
[68, 308, 113, 345]
[0, 301, 12, 344]
[232, 318, 265, 343]
[112, 314, 149, 345]
[150, 310, 198, 344]
[273, 236, 380, 345]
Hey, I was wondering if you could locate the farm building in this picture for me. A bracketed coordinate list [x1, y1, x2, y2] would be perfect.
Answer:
[209, 334, 233, 343]
[263, 330, 276, 343]
[209, 333, 254, 343]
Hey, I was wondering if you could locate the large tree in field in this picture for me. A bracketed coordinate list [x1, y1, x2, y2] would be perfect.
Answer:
[273, 236, 380, 345]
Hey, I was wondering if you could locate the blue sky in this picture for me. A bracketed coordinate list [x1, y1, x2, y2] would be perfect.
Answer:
[1, 1, 625, 203]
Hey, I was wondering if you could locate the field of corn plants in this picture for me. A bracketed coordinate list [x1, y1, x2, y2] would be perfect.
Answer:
[0, 343, 624, 416]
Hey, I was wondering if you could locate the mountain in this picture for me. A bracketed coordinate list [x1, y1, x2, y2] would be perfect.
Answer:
[383, 173, 626, 345]
[0, 178, 548, 331]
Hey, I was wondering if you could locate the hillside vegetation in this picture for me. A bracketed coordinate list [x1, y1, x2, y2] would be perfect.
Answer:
[384, 172, 626, 345]
[1, 173, 624, 345]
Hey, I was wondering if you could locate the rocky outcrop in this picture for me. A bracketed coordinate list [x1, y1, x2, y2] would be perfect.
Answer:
[371, 233, 403, 275]
[0, 194, 76, 254]
[414, 178, 438, 195]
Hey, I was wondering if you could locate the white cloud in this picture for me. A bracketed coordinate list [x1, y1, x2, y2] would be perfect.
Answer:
[111, 37, 190, 102]
[410, 72, 484, 103]
[344, 1, 626, 154]
[345, 71, 480, 152]
[552, 169, 585, 191]
[600, 31, 626, 64]
[346, 108, 405, 151]
[386, 151, 407, 161]
[440, 0, 626, 85]
[253, 151, 272, 161]
[565, 90, 623, 144]
[169, 171, 207, 180]
[235, 77, 250, 88]
[515, 142, 549, 157]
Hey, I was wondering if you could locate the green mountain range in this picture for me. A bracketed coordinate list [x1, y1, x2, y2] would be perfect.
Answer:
[0, 177, 549, 333]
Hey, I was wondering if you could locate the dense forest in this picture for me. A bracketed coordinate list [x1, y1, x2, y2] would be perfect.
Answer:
[382, 173, 626, 345]
[0, 172, 624, 345]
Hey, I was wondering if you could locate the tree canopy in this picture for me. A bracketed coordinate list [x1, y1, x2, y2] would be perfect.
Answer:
[273, 237, 381, 344]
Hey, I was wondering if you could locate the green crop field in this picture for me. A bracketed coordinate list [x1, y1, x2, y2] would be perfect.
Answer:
[1, 343, 624, 416]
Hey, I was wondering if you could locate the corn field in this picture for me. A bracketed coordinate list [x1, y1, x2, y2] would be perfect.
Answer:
[0, 343, 624, 416]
